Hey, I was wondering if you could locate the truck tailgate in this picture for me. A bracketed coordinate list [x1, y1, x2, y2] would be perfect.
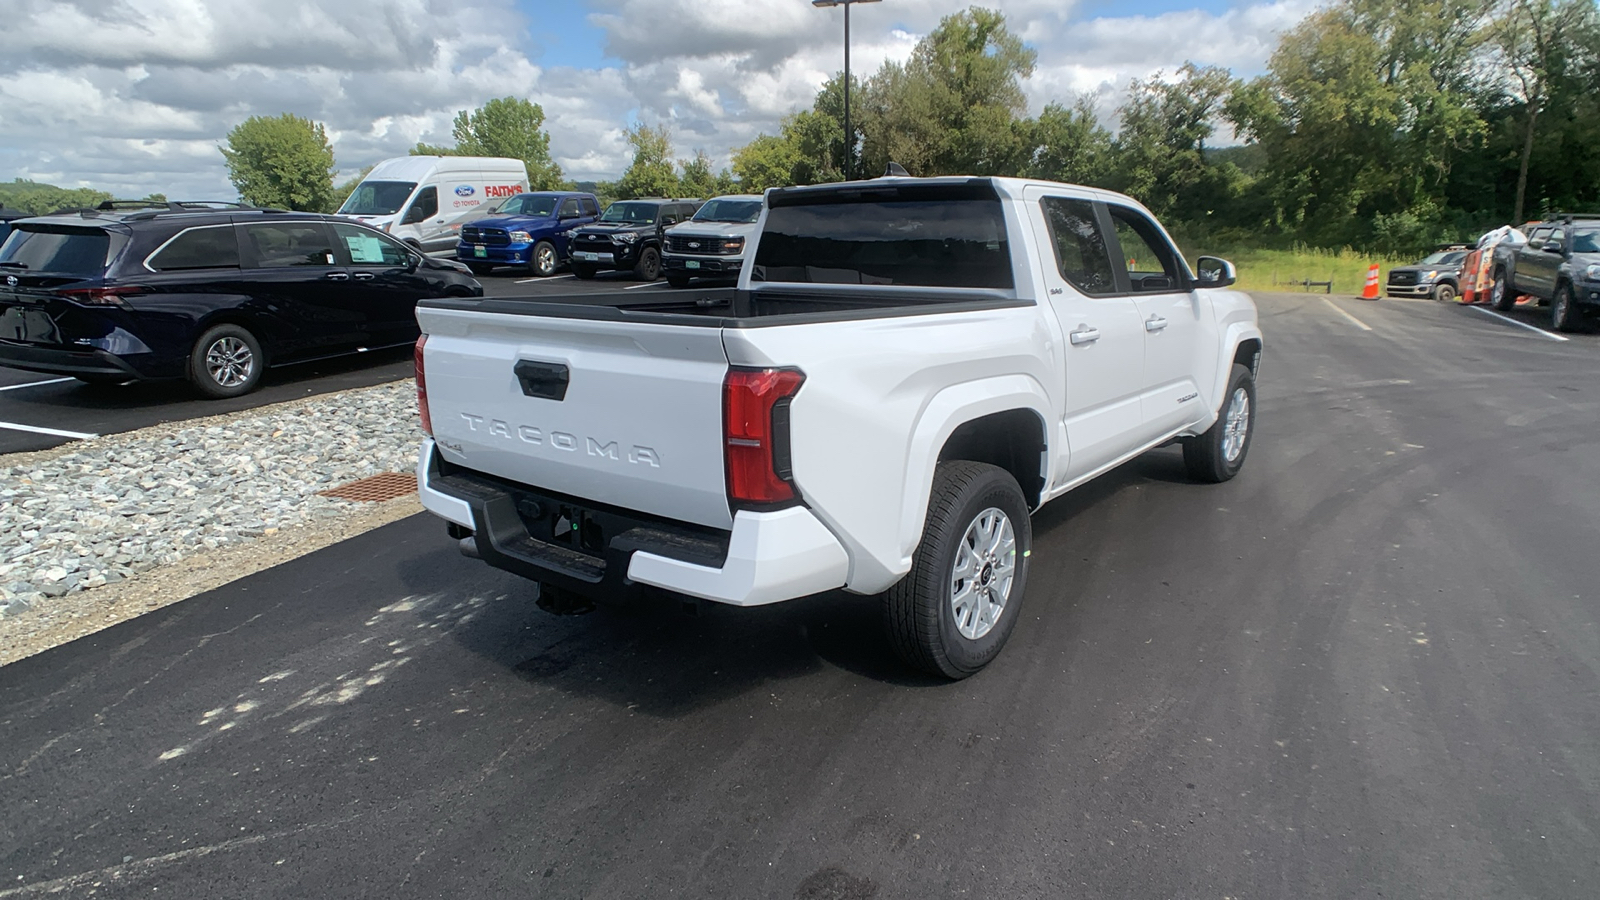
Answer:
[419, 306, 732, 530]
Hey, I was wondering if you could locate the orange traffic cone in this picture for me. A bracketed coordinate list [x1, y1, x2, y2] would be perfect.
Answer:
[1360, 264, 1381, 300]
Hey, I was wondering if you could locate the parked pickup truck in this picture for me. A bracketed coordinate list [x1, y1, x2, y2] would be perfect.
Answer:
[1491, 214, 1600, 331]
[456, 191, 600, 277]
[662, 194, 763, 288]
[413, 176, 1262, 678]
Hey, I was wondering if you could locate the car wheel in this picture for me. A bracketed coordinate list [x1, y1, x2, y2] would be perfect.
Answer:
[571, 264, 596, 280]
[1183, 363, 1255, 484]
[466, 262, 493, 276]
[1491, 269, 1516, 311]
[1433, 282, 1456, 303]
[634, 246, 661, 281]
[882, 461, 1031, 680]
[1552, 282, 1582, 333]
[189, 323, 263, 399]
[531, 241, 558, 277]
[666, 272, 692, 289]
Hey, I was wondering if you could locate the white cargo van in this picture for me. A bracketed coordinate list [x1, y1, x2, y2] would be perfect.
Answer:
[336, 156, 529, 254]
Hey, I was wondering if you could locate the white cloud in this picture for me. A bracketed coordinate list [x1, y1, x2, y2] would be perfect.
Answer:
[0, 0, 1312, 200]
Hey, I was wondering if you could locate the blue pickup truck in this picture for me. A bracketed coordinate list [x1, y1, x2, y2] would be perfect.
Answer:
[455, 191, 601, 277]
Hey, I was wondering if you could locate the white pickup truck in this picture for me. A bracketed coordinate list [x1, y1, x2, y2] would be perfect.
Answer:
[413, 176, 1262, 678]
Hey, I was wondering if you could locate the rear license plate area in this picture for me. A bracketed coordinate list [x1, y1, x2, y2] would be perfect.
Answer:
[517, 496, 605, 556]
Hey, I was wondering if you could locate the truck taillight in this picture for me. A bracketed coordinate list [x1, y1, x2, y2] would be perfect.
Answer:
[723, 367, 804, 507]
[415, 334, 432, 436]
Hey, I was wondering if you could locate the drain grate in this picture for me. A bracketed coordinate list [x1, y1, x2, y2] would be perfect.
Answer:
[318, 472, 418, 503]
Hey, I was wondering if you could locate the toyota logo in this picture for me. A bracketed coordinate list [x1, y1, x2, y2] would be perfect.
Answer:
[4, 276, 15, 287]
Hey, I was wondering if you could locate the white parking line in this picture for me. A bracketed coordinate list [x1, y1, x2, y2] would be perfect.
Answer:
[0, 377, 74, 392]
[1321, 297, 1373, 331]
[515, 274, 576, 284]
[0, 421, 98, 439]
[623, 281, 671, 291]
[1469, 306, 1570, 342]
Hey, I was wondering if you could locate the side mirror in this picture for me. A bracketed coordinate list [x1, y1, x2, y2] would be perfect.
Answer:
[1195, 256, 1237, 288]
[1544, 242, 1565, 254]
[403, 206, 425, 225]
[407, 254, 422, 272]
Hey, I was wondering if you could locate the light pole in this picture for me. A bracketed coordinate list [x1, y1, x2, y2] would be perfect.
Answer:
[812, 0, 880, 181]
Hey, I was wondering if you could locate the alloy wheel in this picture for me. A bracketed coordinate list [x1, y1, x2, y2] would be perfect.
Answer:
[950, 507, 1017, 640]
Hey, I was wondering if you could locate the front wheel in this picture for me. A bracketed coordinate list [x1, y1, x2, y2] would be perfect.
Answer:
[882, 461, 1031, 680]
[531, 241, 558, 277]
[666, 272, 692, 289]
[571, 264, 597, 280]
[189, 323, 264, 399]
[1491, 269, 1516, 311]
[633, 246, 661, 281]
[465, 262, 493, 276]
[1183, 363, 1256, 483]
[1433, 282, 1456, 303]
[1552, 282, 1582, 333]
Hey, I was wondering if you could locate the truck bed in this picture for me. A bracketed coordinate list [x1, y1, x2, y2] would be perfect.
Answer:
[416, 286, 1027, 328]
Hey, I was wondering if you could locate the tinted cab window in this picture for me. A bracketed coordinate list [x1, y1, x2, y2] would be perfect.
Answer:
[0, 226, 115, 278]
[242, 222, 336, 268]
[147, 226, 240, 271]
[1040, 197, 1116, 295]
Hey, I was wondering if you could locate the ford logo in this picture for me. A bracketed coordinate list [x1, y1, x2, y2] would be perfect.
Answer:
[688, 242, 700, 249]
[454, 185, 475, 197]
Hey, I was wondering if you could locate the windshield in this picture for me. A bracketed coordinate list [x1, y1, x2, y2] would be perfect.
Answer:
[0, 226, 112, 276]
[338, 181, 417, 217]
[1417, 251, 1466, 266]
[600, 202, 658, 225]
[1572, 229, 1599, 254]
[693, 199, 762, 224]
[495, 195, 558, 217]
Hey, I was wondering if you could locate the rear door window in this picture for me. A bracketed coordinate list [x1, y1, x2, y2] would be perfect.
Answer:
[0, 226, 114, 277]
[147, 226, 240, 271]
[242, 222, 337, 268]
[559, 198, 581, 218]
[754, 193, 1012, 288]
[1038, 197, 1116, 295]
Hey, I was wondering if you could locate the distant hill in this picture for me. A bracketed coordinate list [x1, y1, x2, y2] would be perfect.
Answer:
[1204, 144, 1267, 177]
[0, 178, 167, 215]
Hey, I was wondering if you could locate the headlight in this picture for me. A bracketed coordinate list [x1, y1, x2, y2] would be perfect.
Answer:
[724, 238, 745, 253]
[1586, 264, 1600, 281]
[509, 231, 532, 243]
[1423, 270, 1438, 281]
[614, 232, 639, 243]
[565, 229, 579, 239]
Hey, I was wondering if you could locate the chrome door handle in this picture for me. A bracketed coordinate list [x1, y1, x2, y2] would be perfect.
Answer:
[1144, 315, 1168, 332]
[352, 272, 375, 281]
[1068, 326, 1101, 345]
[324, 272, 349, 281]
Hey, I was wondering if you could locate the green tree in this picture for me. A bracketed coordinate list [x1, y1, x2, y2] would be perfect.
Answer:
[414, 97, 565, 190]
[677, 151, 737, 198]
[612, 124, 680, 199]
[0, 179, 112, 214]
[220, 113, 338, 211]
[731, 133, 804, 191]
[1111, 64, 1240, 220]
[1024, 99, 1113, 186]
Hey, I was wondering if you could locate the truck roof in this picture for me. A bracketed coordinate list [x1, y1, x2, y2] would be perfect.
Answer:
[765, 175, 1151, 216]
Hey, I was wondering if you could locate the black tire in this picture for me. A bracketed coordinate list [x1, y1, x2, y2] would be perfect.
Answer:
[1491, 269, 1516, 311]
[188, 323, 264, 399]
[1433, 282, 1456, 303]
[466, 262, 493, 276]
[571, 264, 597, 280]
[666, 272, 692, 289]
[1552, 282, 1582, 333]
[883, 461, 1031, 680]
[1183, 363, 1256, 483]
[634, 246, 661, 281]
[531, 241, 558, 277]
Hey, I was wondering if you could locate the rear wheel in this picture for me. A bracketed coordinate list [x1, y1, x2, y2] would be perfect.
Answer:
[667, 272, 692, 289]
[882, 461, 1031, 680]
[531, 241, 558, 277]
[634, 246, 661, 281]
[571, 264, 597, 280]
[1183, 363, 1255, 483]
[189, 324, 263, 399]
[1552, 282, 1582, 333]
[1491, 269, 1516, 311]
[1433, 282, 1456, 303]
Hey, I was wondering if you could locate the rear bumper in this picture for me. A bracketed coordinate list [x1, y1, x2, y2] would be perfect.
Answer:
[0, 340, 144, 378]
[416, 439, 849, 606]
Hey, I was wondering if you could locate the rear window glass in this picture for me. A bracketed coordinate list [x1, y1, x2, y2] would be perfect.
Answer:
[148, 226, 240, 271]
[0, 226, 113, 277]
[753, 199, 1012, 288]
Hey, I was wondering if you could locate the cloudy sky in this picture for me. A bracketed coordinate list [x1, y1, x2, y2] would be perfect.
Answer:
[0, 0, 1313, 200]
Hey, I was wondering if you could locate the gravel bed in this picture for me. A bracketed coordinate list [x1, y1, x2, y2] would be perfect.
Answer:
[0, 381, 422, 619]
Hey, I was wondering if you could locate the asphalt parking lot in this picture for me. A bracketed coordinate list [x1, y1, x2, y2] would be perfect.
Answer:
[3, 290, 1598, 898]
[0, 267, 692, 455]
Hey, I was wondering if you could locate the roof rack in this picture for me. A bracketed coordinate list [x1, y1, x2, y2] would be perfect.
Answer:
[1553, 212, 1600, 222]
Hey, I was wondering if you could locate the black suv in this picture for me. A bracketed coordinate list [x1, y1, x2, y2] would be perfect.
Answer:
[0, 201, 481, 397]
[567, 199, 701, 281]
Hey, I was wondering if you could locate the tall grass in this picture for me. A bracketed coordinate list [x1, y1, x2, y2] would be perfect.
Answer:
[1173, 239, 1413, 295]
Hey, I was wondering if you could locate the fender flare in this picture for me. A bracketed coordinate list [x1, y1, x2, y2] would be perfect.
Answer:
[1205, 324, 1263, 422]
[871, 373, 1053, 592]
